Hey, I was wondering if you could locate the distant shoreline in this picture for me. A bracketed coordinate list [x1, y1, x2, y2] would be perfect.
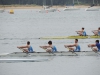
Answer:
[0, 5, 100, 9]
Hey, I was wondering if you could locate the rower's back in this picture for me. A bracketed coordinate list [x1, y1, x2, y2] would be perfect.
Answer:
[75, 44, 81, 52]
[52, 46, 57, 52]
[28, 46, 33, 52]
[95, 40, 100, 51]
[82, 28, 87, 36]
[98, 28, 100, 35]
[74, 39, 81, 52]
[27, 41, 33, 52]
[48, 41, 57, 52]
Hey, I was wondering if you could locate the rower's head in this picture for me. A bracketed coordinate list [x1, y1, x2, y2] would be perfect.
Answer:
[27, 41, 30, 45]
[82, 27, 84, 30]
[48, 41, 52, 45]
[95, 40, 99, 44]
[75, 39, 78, 43]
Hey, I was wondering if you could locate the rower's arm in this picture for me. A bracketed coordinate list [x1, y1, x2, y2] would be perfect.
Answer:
[88, 44, 96, 47]
[39, 46, 50, 49]
[76, 30, 83, 33]
[17, 45, 28, 49]
[64, 44, 76, 47]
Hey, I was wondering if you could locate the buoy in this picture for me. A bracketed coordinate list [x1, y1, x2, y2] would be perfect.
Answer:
[9, 9, 14, 14]
[46, 10, 48, 13]
[58, 10, 60, 12]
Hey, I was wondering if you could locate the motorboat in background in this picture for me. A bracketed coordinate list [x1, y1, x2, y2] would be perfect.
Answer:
[85, 7, 99, 11]
[39, 0, 56, 13]
[39, 5, 57, 13]
[63, 7, 80, 11]
[0, 9, 4, 13]
[63, 0, 80, 11]
[85, 0, 100, 11]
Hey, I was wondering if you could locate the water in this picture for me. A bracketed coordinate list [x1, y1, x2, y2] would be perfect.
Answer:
[0, 9, 100, 75]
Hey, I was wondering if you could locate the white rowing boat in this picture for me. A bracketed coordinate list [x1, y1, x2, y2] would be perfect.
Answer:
[63, 7, 80, 11]
[0, 51, 100, 57]
[39, 0, 56, 13]
[85, 7, 99, 11]
[0, 9, 4, 13]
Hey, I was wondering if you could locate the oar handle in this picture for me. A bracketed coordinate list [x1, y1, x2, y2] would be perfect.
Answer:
[40, 46, 47, 51]
[18, 48, 24, 52]
[66, 47, 70, 50]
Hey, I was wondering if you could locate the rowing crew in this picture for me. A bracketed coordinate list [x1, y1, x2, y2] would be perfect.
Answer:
[17, 39, 100, 53]
[76, 27, 100, 36]
[17, 41, 57, 53]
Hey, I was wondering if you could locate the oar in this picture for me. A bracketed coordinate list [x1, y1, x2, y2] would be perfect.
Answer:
[18, 48, 28, 53]
[40, 46, 47, 51]
[18, 48, 24, 52]
[66, 47, 78, 56]
[18, 48, 32, 56]
[40, 46, 52, 53]
[90, 47, 100, 55]
[40, 46, 54, 54]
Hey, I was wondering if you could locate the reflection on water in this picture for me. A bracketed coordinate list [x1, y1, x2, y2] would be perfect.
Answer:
[0, 56, 53, 63]
[0, 58, 49, 63]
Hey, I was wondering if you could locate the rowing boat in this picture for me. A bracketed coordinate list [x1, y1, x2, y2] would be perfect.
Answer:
[39, 35, 100, 39]
[39, 36, 68, 39]
[67, 35, 100, 39]
[0, 51, 100, 57]
[67, 36, 88, 39]
[85, 7, 99, 11]
[90, 35, 100, 38]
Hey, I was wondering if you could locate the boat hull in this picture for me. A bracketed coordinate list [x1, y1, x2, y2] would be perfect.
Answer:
[0, 51, 100, 57]
[63, 8, 80, 11]
[67, 35, 100, 39]
[39, 8, 56, 13]
[85, 8, 99, 11]
[0, 9, 4, 13]
[0, 59, 48, 63]
[39, 35, 100, 39]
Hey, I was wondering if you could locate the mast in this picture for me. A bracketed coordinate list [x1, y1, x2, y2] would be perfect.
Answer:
[73, 0, 74, 6]
[97, 0, 98, 5]
[0, 0, 5, 10]
[51, 0, 53, 7]
[93, 0, 94, 4]
[73, 0, 79, 6]
[43, 0, 46, 6]
[77, 0, 79, 5]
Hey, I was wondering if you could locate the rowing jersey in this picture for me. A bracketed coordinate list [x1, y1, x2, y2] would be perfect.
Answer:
[28, 46, 33, 52]
[96, 43, 100, 51]
[98, 31, 100, 36]
[74, 45, 81, 52]
[52, 46, 57, 52]
[82, 31, 87, 36]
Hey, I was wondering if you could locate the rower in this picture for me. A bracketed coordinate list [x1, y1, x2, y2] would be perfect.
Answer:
[64, 39, 81, 52]
[76, 27, 87, 36]
[92, 27, 100, 36]
[88, 40, 100, 52]
[39, 40, 57, 53]
[17, 41, 33, 53]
